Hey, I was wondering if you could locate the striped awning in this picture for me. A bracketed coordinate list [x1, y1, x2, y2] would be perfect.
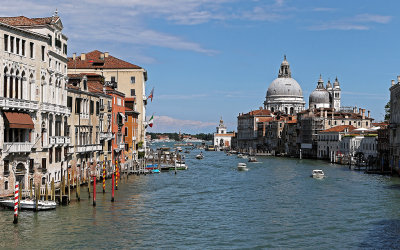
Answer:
[3, 111, 34, 129]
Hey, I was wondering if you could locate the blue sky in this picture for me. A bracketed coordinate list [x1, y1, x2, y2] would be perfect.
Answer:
[1, 0, 398, 133]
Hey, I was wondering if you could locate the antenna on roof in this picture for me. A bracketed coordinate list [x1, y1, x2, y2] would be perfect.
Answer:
[54, 9, 58, 17]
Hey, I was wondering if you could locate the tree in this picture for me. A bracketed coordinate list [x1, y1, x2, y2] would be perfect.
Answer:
[385, 101, 390, 121]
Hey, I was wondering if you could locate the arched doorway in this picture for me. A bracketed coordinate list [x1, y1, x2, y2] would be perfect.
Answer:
[219, 138, 224, 148]
[15, 163, 26, 190]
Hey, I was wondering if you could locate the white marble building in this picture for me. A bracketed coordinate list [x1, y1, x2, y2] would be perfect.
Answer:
[213, 118, 234, 150]
[264, 56, 305, 115]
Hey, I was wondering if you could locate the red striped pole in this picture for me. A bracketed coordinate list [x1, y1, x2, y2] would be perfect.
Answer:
[93, 176, 96, 206]
[111, 170, 115, 202]
[115, 160, 118, 190]
[102, 160, 106, 193]
[13, 181, 19, 224]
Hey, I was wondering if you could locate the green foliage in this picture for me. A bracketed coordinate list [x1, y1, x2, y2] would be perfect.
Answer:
[138, 151, 145, 159]
[385, 101, 390, 121]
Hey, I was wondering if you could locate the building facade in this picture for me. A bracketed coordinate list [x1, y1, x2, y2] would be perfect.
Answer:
[67, 50, 147, 156]
[213, 118, 235, 151]
[0, 13, 69, 197]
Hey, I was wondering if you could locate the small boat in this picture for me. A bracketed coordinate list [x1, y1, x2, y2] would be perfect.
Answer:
[311, 169, 325, 179]
[152, 169, 160, 173]
[0, 199, 57, 211]
[242, 155, 248, 159]
[171, 160, 188, 170]
[176, 147, 183, 152]
[237, 154, 244, 158]
[196, 152, 204, 159]
[146, 164, 158, 170]
[248, 157, 257, 162]
[184, 150, 190, 154]
[237, 163, 248, 171]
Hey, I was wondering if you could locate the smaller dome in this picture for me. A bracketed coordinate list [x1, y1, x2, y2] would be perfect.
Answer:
[309, 76, 330, 105]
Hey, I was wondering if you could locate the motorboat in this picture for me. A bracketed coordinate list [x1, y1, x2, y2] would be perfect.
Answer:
[237, 163, 248, 171]
[196, 152, 204, 159]
[311, 169, 325, 179]
[184, 150, 190, 154]
[248, 157, 258, 162]
[0, 199, 56, 211]
[171, 160, 188, 170]
[152, 169, 160, 173]
[242, 155, 248, 159]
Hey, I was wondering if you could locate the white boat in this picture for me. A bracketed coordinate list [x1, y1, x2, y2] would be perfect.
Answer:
[172, 160, 188, 170]
[311, 169, 325, 179]
[248, 157, 258, 162]
[237, 163, 248, 171]
[196, 152, 204, 159]
[0, 199, 57, 211]
[237, 154, 244, 158]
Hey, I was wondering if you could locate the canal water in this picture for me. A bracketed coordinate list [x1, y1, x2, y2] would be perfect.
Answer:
[1, 148, 400, 249]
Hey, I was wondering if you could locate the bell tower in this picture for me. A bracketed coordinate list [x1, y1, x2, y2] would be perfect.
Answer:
[332, 77, 341, 111]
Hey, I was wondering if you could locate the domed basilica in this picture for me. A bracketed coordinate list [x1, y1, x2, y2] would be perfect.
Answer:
[264, 56, 342, 114]
[264, 56, 305, 114]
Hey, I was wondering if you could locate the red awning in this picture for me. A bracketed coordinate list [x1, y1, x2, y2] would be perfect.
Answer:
[3, 111, 34, 129]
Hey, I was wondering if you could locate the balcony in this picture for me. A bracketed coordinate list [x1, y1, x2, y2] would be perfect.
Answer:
[100, 105, 104, 111]
[107, 106, 112, 112]
[41, 103, 71, 115]
[49, 137, 56, 145]
[56, 136, 64, 144]
[0, 97, 39, 111]
[76, 144, 102, 153]
[119, 143, 125, 149]
[4, 142, 34, 153]
[80, 113, 89, 119]
[99, 132, 113, 140]
[65, 137, 71, 144]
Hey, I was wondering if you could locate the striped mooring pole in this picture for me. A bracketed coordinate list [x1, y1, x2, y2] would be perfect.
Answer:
[102, 160, 106, 193]
[115, 160, 118, 190]
[13, 181, 19, 224]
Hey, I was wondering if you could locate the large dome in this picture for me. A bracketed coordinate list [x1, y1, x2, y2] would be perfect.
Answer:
[267, 77, 303, 97]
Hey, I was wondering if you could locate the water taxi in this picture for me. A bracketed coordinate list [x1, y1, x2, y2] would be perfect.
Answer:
[311, 169, 325, 179]
[237, 163, 248, 171]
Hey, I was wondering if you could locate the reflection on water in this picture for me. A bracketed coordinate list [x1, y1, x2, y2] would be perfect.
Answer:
[1, 150, 400, 248]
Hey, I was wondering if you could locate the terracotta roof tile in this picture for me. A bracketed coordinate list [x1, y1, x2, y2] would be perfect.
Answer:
[67, 50, 142, 69]
[321, 125, 356, 133]
[0, 16, 56, 27]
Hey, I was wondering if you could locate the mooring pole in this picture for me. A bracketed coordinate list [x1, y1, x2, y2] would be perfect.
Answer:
[115, 160, 118, 190]
[13, 181, 19, 224]
[93, 176, 96, 206]
[103, 160, 106, 193]
[111, 170, 115, 202]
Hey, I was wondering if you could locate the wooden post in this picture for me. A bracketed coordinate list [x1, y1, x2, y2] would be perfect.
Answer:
[29, 180, 33, 199]
[111, 171, 115, 202]
[62, 175, 65, 196]
[88, 175, 91, 198]
[45, 184, 48, 201]
[13, 181, 19, 224]
[35, 185, 39, 212]
[67, 171, 71, 203]
[51, 178, 55, 201]
[76, 177, 81, 201]
[93, 176, 96, 206]
[103, 161, 106, 193]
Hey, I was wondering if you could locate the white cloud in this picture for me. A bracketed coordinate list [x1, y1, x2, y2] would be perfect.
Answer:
[308, 13, 392, 31]
[149, 115, 217, 133]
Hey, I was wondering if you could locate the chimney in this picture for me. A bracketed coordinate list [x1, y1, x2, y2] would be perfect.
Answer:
[362, 109, 365, 119]
[100, 53, 104, 60]
[73, 53, 76, 60]
[359, 108, 362, 114]
[392, 80, 396, 86]
[368, 110, 370, 118]
[81, 53, 86, 61]
[398, 76, 400, 84]
[105, 52, 109, 58]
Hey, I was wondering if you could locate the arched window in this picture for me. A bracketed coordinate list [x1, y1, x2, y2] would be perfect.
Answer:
[21, 71, 25, 99]
[42, 177, 46, 185]
[3, 67, 8, 98]
[15, 70, 19, 99]
[9, 69, 14, 98]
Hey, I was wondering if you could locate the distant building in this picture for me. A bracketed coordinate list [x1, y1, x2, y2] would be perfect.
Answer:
[213, 118, 235, 150]
[317, 125, 356, 161]
[389, 76, 400, 173]
[264, 56, 305, 115]
[309, 76, 341, 111]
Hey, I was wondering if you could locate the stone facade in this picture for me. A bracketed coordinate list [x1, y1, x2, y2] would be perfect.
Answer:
[0, 13, 69, 197]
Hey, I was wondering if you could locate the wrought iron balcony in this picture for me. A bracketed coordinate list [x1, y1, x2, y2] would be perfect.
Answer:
[99, 132, 113, 140]
[4, 142, 34, 153]
[0, 97, 39, 111]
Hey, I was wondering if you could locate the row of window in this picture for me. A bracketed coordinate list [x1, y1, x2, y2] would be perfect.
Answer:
[3, 34, 46, 61]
